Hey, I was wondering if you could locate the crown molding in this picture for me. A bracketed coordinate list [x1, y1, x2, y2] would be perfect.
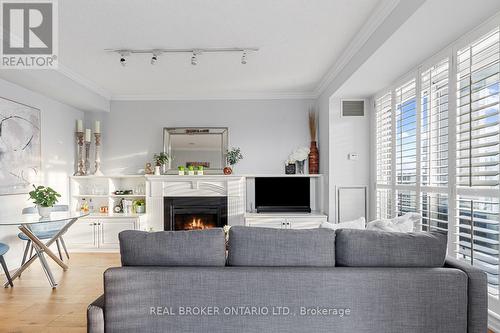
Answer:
[111, 91, 317, 101]
[313, 0, 400, 97]
[57, 64, 112, 100]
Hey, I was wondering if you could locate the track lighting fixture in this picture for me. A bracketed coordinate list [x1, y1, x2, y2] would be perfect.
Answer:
[107, 47, 259, 67]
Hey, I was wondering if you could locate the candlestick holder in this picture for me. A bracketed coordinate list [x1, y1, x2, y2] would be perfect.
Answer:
[94, 133, 104, 176]
[75, 132, 85, 176]
[84, 141, 91, 175]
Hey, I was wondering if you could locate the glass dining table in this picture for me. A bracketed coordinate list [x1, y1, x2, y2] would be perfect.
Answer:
[0, 211, 88, 288]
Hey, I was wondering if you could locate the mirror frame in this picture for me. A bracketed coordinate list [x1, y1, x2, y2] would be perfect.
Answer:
[163, 127, 228, 174]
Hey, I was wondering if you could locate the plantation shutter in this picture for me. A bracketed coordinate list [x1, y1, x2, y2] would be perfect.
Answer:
[395, 79, 417, 185]
[421, 59, 450, 187]
[376, 92, 392, 185]
[456, 28, 500, 188]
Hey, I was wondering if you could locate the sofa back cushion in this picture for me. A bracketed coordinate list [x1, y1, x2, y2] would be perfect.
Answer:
[335, 229, 447, 267]
[119, 229, 226, 266]
[227, 226, 335, 267]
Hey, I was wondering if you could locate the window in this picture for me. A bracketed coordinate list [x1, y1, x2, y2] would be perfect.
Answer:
[457, 196, 499, 295]
[373, 26, 500, 296]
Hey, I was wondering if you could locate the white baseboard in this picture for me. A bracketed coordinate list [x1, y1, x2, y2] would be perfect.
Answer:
[489, 310, 500, 332]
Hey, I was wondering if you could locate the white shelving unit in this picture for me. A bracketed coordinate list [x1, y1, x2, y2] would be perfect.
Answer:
[67, 175, 147, 252]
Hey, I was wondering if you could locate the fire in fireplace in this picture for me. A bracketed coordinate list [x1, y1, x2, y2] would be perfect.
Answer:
[164, 197, 227, 231]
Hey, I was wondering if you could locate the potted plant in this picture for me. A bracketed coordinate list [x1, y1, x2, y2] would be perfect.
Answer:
[188, 165, 195, 176]
[133, 199, 145, 214]
[197, 165, 204, 176]
[153, 152, 170, 174]
[178, 165, 185, 175]
[28, 185, 61, 218]
[224, 147, 243, 175]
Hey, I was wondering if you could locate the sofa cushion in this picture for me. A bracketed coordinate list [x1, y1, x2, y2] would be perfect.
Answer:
[227, 226, 335, 267]
[335, 229, 447, 267]
[119, 229, 226, 266]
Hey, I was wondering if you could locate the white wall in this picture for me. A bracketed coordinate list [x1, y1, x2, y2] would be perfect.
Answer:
[85, 99, 314, 175]
[328, 97, 370, 222]
[0, 78, 83, 270]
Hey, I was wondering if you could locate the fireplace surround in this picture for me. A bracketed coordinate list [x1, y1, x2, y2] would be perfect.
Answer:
[164, 196, 227, 231]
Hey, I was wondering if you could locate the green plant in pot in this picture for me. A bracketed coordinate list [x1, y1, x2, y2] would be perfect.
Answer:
[153, 152, 170, 174]
[28, 185, 61, 218]
[224, 147, 243, 175]
[133, 199, 145, 214]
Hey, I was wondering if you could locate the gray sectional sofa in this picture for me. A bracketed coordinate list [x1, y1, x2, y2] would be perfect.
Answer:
[88, 227, 488, 333]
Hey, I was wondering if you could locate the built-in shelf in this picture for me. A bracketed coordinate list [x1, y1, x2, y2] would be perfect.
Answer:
[245, 211, 327, 218]
[72, 194, 145, 198]
[82, 212, 146, 218]
[70, 175, 145, 179]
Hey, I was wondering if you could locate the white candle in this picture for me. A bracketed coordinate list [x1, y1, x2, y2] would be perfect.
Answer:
[94, 120, 100, 133]
[85, 129, 91, 142]
[77, 119, 83, 132]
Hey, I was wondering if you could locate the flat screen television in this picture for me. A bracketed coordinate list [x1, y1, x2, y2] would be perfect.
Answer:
[255, 177, 311, 213]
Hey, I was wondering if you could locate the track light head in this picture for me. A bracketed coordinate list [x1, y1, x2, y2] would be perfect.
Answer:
[191, 52, 198, 66]
[118, 51, 130, 67]
[241, 51, 247, 65]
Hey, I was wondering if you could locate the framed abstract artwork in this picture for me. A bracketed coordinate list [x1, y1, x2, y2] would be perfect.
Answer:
[0, 97, 41, 195]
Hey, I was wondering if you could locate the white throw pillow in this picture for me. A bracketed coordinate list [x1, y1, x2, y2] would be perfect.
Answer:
[366, 212, 420, 232]
[320, 217, 366, 230]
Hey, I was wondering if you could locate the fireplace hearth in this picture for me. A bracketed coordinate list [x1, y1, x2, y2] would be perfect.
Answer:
[164, 197, 227, 231]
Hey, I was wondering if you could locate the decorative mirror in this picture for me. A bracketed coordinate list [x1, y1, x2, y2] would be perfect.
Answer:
[163, 127, 228, 174]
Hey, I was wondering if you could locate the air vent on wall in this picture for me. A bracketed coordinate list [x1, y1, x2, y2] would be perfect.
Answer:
[341, 100, 365, 117]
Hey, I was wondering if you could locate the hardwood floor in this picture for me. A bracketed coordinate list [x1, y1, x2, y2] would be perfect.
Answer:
[0, 253, 497, 333]
[0, 253, 120, 333]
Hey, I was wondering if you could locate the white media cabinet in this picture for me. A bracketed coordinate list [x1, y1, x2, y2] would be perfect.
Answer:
[68, 174, 327, 251]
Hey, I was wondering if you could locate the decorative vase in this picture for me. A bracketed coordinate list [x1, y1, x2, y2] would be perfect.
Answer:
[223, 166, 233, 175]
[154, 166, 161, 175]
[296, 160, 305, 174]
[37, 205, 52, 218]
[285, 163, 296, 174]
[308, 141, 319, 174]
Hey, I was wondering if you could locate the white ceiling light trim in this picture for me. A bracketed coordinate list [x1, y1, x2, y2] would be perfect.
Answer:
[313, 0, 400, 96]
[57, 64, 112, 100]
[110, 90, 316, 101]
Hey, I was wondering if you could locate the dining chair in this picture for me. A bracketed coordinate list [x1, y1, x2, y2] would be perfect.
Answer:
[20, 205, 70, 268]
[0, 242, 13, 287]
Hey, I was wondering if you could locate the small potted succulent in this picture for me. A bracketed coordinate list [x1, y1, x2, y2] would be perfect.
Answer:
[28, 185, 61, 218]
[153, 152, 170, 174]
[133, 199, 146, 214]
[178, 165, 185, 175]
[188, 165, 195, 176]
[197, 165, 204, 176]
[224, 147, 243, 175]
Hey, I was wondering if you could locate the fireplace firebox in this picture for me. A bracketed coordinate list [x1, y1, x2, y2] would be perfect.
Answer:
[164, 197, 227, 231]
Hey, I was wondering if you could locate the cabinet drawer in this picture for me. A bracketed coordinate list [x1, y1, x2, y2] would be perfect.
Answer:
[245, 218, 286, 229]
[287, 217, 326, 229]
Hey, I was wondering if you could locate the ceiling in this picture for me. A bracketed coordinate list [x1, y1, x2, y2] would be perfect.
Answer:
[337, 0, 500, 97]
[55, 0, 381, 99]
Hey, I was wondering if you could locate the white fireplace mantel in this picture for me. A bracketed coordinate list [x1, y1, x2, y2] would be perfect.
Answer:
[145, 175, 246, 231]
